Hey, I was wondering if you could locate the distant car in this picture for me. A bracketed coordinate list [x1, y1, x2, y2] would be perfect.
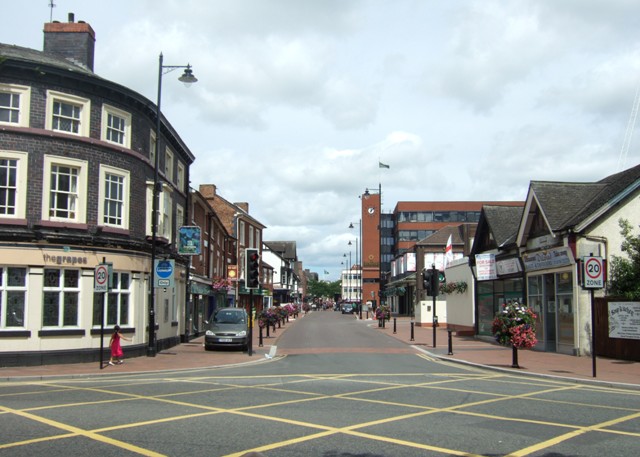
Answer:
[204, 308, 248, 351]
[342, 303, 355, 314]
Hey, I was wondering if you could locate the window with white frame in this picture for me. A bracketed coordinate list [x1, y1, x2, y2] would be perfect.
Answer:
[98, 165, 129, 229]
[0, 84, 31, 127]
[249, 225, 254, 248]
[42, 269, 79, 327]
[101, 104, 131, 148]
[149, 130, 157, 166]
[175, 204, 184, 245]
[92, 272, 130, 326]
[45, 91, 90, 136]
[239, 220, 245, 247]
[42, 156, 88, 223]
[0, 267, 27, 328]
[162, 189, 173, 241]
[0, 150, 28, 219]
[177, 162, 185, 190]
[164, 147, 174, 182]
[146, 182, 172, 239]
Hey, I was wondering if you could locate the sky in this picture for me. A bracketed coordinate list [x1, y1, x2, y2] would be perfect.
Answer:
[3, 1, 640, 281]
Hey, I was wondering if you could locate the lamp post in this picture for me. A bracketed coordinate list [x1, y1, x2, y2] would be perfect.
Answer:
[349, 220, 362, 318]
[149, 53, 197, 357]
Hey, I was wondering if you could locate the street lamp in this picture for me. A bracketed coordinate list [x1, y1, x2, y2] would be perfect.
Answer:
[149, 53, 198, 357]
[349, 220, 362, 318]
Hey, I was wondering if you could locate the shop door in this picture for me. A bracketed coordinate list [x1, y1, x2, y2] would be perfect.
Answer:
[543, 274, 557, 352]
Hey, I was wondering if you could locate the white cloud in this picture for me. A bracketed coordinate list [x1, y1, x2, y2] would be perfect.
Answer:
[4, 0, 639, 280]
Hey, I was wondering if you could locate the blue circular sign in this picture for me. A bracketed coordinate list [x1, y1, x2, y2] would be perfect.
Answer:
[156, 260, 173, 279]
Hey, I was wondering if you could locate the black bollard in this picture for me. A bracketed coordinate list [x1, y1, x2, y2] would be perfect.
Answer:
[382, 317, 386, 328]
[393, 317, 397, 334]
[512, 346, 519, 368]
[410, 321, 415, 341]
[447, 329, 453, 355]
[259, 326, 264, 347]
[266, 323, 270, 338]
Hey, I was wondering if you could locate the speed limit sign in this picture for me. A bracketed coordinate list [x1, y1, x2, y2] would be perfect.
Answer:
[582, 256, 604, 289]
[94, 264, 109, 292]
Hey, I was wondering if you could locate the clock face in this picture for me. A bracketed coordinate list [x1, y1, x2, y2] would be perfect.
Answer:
[367, 207, 375, 214]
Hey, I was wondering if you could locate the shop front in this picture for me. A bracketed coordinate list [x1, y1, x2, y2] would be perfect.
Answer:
[476, 255, 524, 336]
[522, 247, 576, 355]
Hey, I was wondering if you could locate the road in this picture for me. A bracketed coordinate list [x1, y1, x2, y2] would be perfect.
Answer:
[1, 311, 639, 456]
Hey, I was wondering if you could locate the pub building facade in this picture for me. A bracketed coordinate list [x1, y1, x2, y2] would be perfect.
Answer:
[1, 16, 194, 365]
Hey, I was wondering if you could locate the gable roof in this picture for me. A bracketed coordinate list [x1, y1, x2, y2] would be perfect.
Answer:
[263, 241, 298, 261]
[517, 163, 640, 245]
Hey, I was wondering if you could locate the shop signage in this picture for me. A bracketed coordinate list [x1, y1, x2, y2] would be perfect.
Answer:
[476, 253, 497, 281]
[43, 253, 89, 266]
[189, 281, 213, 295]
[496, 257, 522, 276]
[608, 302, 640, 340]
[178, 226, 202, 255]
[522, 247, 573, 271]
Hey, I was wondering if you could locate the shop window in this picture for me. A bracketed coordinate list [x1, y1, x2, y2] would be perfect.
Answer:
[93, 272, 131, 326]
[42, 269, 79, 327]
[1, 267, 27, 328]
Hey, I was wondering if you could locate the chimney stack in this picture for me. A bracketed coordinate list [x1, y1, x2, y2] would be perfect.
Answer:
[43, 12, 96, 71]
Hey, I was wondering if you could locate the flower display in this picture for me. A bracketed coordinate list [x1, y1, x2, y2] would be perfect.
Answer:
[375, 305, 390, 321]
[256, 308, 279, 328]
[441, 281, 468, 295]
[491, 301, 538, 349]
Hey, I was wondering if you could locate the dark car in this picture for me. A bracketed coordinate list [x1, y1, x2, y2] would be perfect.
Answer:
[341, 303, 355, 314]
[204, 308, 248, 351]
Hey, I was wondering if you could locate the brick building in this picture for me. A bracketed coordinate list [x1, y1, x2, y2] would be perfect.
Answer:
[0, 15, 194, 365]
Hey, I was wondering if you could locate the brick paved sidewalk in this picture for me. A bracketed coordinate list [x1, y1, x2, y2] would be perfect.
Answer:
[371, 316, 640, 388]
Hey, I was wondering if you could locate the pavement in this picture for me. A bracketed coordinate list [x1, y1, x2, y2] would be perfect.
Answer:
[1, 313, 638, 389]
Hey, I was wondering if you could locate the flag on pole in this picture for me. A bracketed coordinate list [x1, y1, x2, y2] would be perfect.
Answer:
[444, 234, 453, 268]
[379, 161, 390, 169]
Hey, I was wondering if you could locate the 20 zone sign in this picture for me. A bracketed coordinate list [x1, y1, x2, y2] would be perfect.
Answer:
[582, 256, 604, 289]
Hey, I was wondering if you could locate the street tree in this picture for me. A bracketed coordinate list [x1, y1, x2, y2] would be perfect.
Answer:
[608, 218, 640, 300]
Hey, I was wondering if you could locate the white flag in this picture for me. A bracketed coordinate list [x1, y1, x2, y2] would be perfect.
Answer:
[444, 234, 453, 268]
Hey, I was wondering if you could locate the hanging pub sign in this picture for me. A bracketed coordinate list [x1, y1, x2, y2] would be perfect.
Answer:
[178, 226, 202, 255]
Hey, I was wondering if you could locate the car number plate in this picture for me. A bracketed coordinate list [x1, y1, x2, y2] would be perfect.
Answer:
[218, 338, 232, 342]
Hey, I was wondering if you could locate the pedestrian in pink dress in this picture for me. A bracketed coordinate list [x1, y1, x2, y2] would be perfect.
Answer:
[108, 325, 130, 366]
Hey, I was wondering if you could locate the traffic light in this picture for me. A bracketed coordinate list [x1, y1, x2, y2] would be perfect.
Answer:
[423, 268, 439, 297]
[430, 268, 440, 296]
[422, 268, 433, 295]
[245, 248, 260, 289]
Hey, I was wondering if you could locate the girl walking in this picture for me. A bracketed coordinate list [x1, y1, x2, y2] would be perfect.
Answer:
[108, 325, 130, 366]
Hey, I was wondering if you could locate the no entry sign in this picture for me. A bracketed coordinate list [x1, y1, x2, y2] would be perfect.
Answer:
[582, 256, 604, 289]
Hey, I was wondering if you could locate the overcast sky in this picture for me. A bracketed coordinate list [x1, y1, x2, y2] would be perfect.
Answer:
[4, 1, 640, 280]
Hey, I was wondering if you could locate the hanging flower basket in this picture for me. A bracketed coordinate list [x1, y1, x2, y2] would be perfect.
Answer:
[491, 301, 537, 368]
[441, 281, 468, 295]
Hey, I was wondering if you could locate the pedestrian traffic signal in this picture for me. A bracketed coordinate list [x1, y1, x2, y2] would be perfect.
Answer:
[245, 248, 260, 289]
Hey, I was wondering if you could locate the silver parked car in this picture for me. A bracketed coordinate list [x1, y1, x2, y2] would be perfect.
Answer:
[204, 308, 248, 351]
